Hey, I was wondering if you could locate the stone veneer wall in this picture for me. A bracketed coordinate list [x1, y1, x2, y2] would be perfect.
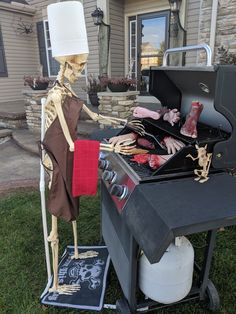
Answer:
[22, 89, 48, 132]
[199, 0, 236, 63]
[97, 91, 139, 129]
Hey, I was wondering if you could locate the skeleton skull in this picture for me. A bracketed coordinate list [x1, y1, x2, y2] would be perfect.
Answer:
[56, 54, 88, 83]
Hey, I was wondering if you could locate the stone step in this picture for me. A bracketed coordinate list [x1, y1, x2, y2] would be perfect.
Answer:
[0, 111, 27, 129]
[0, 129, 12, 144]
[12, 129, 40, 156]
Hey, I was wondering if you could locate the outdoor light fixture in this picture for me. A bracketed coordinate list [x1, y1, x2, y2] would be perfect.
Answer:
[91, 6, 111, 75]
[168, 0, 185, 38]
[169, 0, 182, 13]
[91, 7, 105, 26]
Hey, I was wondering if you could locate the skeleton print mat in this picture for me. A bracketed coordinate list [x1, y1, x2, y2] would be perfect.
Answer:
[40, 246, 110, 311]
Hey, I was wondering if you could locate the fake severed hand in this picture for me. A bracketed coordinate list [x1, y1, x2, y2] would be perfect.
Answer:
[108, 132, 138, 146]
[163, 109, 181, 126]
[163, 136, 185, 154]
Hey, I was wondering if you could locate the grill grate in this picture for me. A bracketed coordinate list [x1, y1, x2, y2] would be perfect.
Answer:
[121, 155, 154, 178]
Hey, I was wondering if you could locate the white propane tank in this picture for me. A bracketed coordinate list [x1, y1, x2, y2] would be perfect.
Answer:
[139, 236, 194, 304]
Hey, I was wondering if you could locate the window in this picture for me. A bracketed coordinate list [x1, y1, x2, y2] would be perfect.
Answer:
[0, 26, 8, 77]
[44, 21, 60, 77]
[129, 11, 169, 93]
[129, 18, 137, 79]
[43, 20, 86, 77]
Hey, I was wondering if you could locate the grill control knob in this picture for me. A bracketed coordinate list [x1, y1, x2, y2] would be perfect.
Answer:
[99, 159, 110, 170]
[102, 170, 117, 183]
[110, 184, 128, 200]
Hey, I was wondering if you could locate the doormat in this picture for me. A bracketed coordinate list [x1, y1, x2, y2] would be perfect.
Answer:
[40, 245, 110, 311]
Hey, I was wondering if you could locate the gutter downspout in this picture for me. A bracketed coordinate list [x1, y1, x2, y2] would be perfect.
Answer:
[209, 0, 218, 60]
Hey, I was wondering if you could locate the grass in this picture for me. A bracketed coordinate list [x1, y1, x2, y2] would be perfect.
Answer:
[0, 189, 236, 314]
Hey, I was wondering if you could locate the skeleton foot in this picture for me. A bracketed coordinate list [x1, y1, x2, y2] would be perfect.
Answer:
[199, 177, 209, 183]
[49, 284, 80, 295]
[77, 250, 99, 259]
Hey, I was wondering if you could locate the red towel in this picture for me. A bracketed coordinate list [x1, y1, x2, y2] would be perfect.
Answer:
[72, 140, 100, 197]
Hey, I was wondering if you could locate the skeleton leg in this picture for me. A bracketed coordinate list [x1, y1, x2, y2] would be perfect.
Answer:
[48, 215, 59, 291]
[71, 220, 99, 260]
[71, 220, 79, 259]
[48, 215, 80, 294]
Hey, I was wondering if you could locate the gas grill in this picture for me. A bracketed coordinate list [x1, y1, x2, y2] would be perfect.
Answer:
[100, 45, 236, 313]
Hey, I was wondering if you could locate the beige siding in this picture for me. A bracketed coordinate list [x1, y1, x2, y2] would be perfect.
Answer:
[0, 0, 96, 104]
[0, 9, 39, 103]
[125, 0, 169, 15]
[110, 0, 125, 76]
[84, 0, 99, 76]
[185, 0, 201, 64]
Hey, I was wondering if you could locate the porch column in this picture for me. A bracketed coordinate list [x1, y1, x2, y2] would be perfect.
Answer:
[97, 91, 139, 129]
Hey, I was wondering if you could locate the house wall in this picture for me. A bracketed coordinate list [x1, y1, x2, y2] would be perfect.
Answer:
[124, 0, 169, 15]
[0, 7, 39, 103]
[185, 0, 201, 64]
[0, 0, 98, 103]
[199, 0, 236, 63]
[109, 0, 125, 77]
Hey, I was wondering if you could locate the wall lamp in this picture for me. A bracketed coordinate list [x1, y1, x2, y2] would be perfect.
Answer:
[168, 0, 186, 39]
[169, 0, 182, 13]
[91, 7, 109, 27]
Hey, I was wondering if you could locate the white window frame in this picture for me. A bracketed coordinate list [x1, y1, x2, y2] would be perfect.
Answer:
[129, 18, 137, 80]
[43, 20, 87, 78]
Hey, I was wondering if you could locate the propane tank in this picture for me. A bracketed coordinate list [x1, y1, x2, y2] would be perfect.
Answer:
[139, 236, 194, 304]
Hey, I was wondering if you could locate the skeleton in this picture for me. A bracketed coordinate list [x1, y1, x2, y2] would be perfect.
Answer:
[187, 144, 212, 183]
[42, 52, 141, 295]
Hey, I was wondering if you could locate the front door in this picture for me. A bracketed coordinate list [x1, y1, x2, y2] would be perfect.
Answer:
[129, 11, 169, 94]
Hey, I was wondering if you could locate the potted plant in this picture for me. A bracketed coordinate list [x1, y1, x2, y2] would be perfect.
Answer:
[100, 76, 137, 92]
[24, 75, 52, 90]
[217, 46, 236, 65]
[86, 75, 106, 106]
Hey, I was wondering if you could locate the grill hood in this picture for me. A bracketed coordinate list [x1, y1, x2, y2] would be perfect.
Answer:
[149, 65, 236, 169]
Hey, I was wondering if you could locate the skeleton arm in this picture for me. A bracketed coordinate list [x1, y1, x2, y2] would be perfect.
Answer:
[46, 91, 134, 154]
[82, 104, 127, 126]
[186, 153, 198, 161]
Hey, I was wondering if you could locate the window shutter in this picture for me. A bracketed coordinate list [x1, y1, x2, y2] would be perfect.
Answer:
[36, 21, 48, 77]
[0, 26, 8, 77]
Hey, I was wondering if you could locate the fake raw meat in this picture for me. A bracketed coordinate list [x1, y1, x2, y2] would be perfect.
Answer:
[180, 101, 203, 138]
[132, 107, 162, 120]
[131, 154, 172, 170]
[137, 138, 155, 150]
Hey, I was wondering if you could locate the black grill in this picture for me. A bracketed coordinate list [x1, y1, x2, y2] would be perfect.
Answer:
[100, 60, 236, 313]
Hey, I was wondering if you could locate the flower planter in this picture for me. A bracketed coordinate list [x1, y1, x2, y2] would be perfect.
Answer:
[108, 83, 129, 93]
[30, 82, 49, 90]
[88, 92, 100, 106]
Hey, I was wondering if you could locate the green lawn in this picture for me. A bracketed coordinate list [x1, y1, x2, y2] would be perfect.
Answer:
[0, 189, 236, 314]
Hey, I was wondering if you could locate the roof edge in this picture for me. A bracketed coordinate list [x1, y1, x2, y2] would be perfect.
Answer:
[0, 2, 36, 16]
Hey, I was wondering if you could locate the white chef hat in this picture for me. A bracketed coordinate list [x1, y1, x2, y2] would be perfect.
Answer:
[47, 1, 89, 58]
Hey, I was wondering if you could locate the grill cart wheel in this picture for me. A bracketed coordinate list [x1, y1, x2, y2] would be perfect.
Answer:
[116, 298, 131, 314]
[206, 280, 220, 311]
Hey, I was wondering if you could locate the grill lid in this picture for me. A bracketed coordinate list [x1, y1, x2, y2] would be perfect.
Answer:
[149, 65, 236, 169]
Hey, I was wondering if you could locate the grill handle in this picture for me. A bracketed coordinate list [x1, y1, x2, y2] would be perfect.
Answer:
[163, 44, 212, 67]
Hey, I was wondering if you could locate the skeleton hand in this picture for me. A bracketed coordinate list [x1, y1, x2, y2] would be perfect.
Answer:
[100, 139, 136, 155]
[163, 136, 185, 154]
[163, 109, 181, 126]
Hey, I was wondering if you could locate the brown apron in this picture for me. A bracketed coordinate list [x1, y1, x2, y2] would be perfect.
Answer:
[41, 95, 83, 222]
